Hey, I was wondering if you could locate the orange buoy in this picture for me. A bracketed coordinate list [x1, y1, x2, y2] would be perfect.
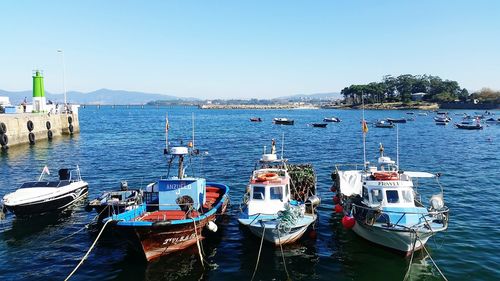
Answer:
[256, 172, 279, 182]
[373, 172, 399, 181]
[334, 204, 343, 213]
[341, 215, 356, 229]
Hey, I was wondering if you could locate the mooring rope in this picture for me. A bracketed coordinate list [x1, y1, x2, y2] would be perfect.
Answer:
[277, 227, 291, 281]
[251, 223, 266, 281]
[403, 230, 418, 281]
[53, 207, 110, 245]
[64, 219, 112, 281]
[192, 218, 206, 269]
[417, 235, 449, 281]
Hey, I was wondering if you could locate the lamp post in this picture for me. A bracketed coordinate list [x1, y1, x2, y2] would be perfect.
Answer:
[57, 49, 67, 108]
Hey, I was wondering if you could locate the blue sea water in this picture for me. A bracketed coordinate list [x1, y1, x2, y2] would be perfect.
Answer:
[0, 106, 499, 281]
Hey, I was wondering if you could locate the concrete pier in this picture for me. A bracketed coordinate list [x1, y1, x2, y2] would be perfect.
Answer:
[0, 111, 79, 149]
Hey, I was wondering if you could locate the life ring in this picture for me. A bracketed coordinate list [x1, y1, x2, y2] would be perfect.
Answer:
[256, 172, 279, 182]
[27, 120, 34, 131]
[373, 172, 398, 181]
[47, 130, 53, 140]
[46, 121, 51, 130]
[28, 132, 35, 144]
[0, 134, 8, 146]
[0, 122, 6, 134]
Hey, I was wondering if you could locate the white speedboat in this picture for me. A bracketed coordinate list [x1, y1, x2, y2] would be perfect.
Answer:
[238, 140, 319, 245]
[323, 117, 341, 122]
[332, 144, 449, 255]
[1, 167, 88, 216]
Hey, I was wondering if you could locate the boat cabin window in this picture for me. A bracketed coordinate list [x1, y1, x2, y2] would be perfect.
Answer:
[253, 186, 265, 200]
[270, 186, 283, 200]
[362, 187, 369, 201]
[386, 190, 399, 203]
[401, 190, 413, 203]
[371, 189, 383, 204]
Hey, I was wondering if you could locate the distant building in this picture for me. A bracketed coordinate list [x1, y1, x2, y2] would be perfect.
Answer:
[411, 92, 426, 101]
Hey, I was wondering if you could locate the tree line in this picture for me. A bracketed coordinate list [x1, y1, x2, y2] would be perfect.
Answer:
[341, 74, 470, 104]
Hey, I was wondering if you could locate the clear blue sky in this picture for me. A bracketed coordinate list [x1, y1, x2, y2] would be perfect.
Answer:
[1, 1, 499, 99]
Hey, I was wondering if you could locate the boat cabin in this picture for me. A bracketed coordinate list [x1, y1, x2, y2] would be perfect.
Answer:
[145, 178, 206, 212]
[247, 168, 291, 216]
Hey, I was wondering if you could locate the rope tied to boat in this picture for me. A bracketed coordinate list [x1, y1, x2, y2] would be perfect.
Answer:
[277, 225, 291, 281]
[277, 204, 303, 234]
[64, 219, 112, 281]
[250, 223, 266, 281]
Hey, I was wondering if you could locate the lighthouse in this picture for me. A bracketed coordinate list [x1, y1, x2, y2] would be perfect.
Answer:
[32, 70, 46, 112]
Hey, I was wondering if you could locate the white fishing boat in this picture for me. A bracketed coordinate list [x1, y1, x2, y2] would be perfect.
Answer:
[332, 144, 449, 254]
[238, 140, 319, 245]
[1, 166, 88, 216]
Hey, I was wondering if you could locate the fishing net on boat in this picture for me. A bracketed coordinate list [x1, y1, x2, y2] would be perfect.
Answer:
[287, 164, 317, 202]
[277, 204, 303, 233]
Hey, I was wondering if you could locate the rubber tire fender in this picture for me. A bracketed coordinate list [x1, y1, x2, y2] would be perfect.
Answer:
[68, 124, 74, 134]
[47, 130, 53, 140]
[0, 134, 8, 146]
[28, 132, 35, 144]
[27, 120, 34, 131]
[0, 122, 6, 134]
[68, 116, 73, 124]
[46, 121, 51, 130]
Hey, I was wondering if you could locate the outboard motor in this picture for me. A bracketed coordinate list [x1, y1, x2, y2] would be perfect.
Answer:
[305, 195, 321, 213]
[120, 181, 128, 191]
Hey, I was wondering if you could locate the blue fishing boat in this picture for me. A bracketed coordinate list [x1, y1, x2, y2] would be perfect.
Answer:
[332, 144, 449, 255]
[103, 119, 230, 261]
[238, 140, 319, 245]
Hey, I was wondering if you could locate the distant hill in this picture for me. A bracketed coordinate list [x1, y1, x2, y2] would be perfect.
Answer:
[0, 88, 196, 105]
[277, 92, 341, 100]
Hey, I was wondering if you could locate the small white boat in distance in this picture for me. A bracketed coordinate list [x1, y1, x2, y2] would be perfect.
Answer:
[323, 117, 341, 122]
[1, 166, 88, 216]
[238, 140, 319, 245]
[332, 144, 449, 255]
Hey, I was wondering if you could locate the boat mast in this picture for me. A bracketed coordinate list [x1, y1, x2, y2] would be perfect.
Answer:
[396, 124, 399, 168]
[192, 112, 195, 152]
[362, 93, 367, 170]
[165, 113, 169, 153]
[178, 154, 184, 178]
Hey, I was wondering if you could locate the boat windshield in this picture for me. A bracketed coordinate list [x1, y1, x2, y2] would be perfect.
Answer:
[270, 186, 283, 200]
[252, 186, 265, 200]
[386, 190, 399, 203]
[371, 189, 383, 204]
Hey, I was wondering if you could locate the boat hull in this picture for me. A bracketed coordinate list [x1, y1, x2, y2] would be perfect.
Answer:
[4, 185, 88, 216]
[239, 214, 316, 245]
[352, 221, 432, 254]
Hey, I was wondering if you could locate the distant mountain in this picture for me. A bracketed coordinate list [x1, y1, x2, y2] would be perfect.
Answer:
[277, 92, 341, 100]
[0, 88, 197, 105]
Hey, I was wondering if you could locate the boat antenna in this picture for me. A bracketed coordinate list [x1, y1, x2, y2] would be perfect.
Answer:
[362, 93, 367, 170]
[164, 113, 169, 154]
[191, 112, 195, 152]
[396, 124, 400, 168]
[281, 132, 285, 160]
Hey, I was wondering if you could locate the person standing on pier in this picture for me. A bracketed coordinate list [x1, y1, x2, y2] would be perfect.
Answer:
[22, 97, 27, 113]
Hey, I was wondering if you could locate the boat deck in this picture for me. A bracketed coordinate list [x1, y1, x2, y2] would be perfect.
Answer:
[137, 185, 223, 222]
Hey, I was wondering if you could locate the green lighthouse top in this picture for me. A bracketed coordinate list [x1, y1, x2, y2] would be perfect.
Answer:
[32, 70, 45, 98]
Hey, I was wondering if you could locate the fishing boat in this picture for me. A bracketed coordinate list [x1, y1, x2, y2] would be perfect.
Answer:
[85, 181, 143, 222]
[386, 118, 407, 124]
[375, 120, 394, 128]
[250, 117, 262, 122]
[311, 123, 327, 128]
[323, 117, 341, 122]
[418, 112, 428, 116]
[434, 114, 451, 123]
[238, 139, 319, 245]
[102, 119, 230, 261]
[273, 118, 294, 125]
[485, 117, 499, 124]
[455, 122, 483, 130]
[332, 144, 449, 255]
[1, 166, 88, 216]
